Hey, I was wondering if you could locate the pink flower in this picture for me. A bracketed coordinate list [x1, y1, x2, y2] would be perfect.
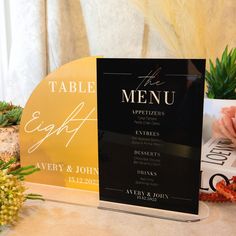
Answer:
[213, 106, 236, 146]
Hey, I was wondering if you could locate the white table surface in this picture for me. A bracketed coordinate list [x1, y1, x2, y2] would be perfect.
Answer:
[2, 200, 236, 236]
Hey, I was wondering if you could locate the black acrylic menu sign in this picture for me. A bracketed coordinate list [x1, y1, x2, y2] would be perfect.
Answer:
[97, 59, 205, 215]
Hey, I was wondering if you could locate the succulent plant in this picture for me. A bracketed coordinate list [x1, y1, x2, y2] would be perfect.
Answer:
[0, 102, 23, 127]
[206, 46, 236, 99]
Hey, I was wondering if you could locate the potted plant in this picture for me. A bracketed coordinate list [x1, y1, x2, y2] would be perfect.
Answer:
[206, 46, 236, 99]
[203, 46, 236, 143]
[0, 101, 23, 169]
[200, 47, 236, 202]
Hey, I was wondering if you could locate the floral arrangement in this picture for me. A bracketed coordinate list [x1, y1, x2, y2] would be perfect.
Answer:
[213, 106, 236, 146]
[0, 158, 43, 227]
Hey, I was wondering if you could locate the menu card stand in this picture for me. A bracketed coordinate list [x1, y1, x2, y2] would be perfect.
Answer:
[99, 201, 209, 222]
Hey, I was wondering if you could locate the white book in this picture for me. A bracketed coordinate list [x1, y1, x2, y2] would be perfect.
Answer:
[201, 138, 236, 193]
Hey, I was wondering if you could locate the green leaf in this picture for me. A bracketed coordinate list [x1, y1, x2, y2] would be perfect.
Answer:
[0, 158, 17, 170]
[26, 193, 44, 201]
[221, 46, 228, 64]
[10, 166, 40, 177]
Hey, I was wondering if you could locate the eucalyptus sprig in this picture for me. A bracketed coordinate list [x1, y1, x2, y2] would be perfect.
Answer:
[0, 158, 44, 227]
[206, 46, 236, 99]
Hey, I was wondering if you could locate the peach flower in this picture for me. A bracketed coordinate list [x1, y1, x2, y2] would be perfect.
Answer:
[213, 106, 236, 146]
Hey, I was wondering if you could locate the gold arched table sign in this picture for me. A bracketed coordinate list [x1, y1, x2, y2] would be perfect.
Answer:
[20, 57, 99, 197]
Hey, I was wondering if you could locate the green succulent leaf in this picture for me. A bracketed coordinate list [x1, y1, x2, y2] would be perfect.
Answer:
[221, 45, 228, 63]
[0, 101, 11, 111]
[206, 46, 236, 99]
[0, 101, 23, 127]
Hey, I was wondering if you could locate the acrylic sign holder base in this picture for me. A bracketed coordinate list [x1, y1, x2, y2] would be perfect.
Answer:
[99, 201, 209, 222]
[25, 182, 209, 222]
[25, 182, 99, 207]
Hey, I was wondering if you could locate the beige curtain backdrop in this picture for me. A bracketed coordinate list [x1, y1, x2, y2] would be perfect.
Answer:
[0, 0, 235, 106]
[0, 0, 89, 106]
